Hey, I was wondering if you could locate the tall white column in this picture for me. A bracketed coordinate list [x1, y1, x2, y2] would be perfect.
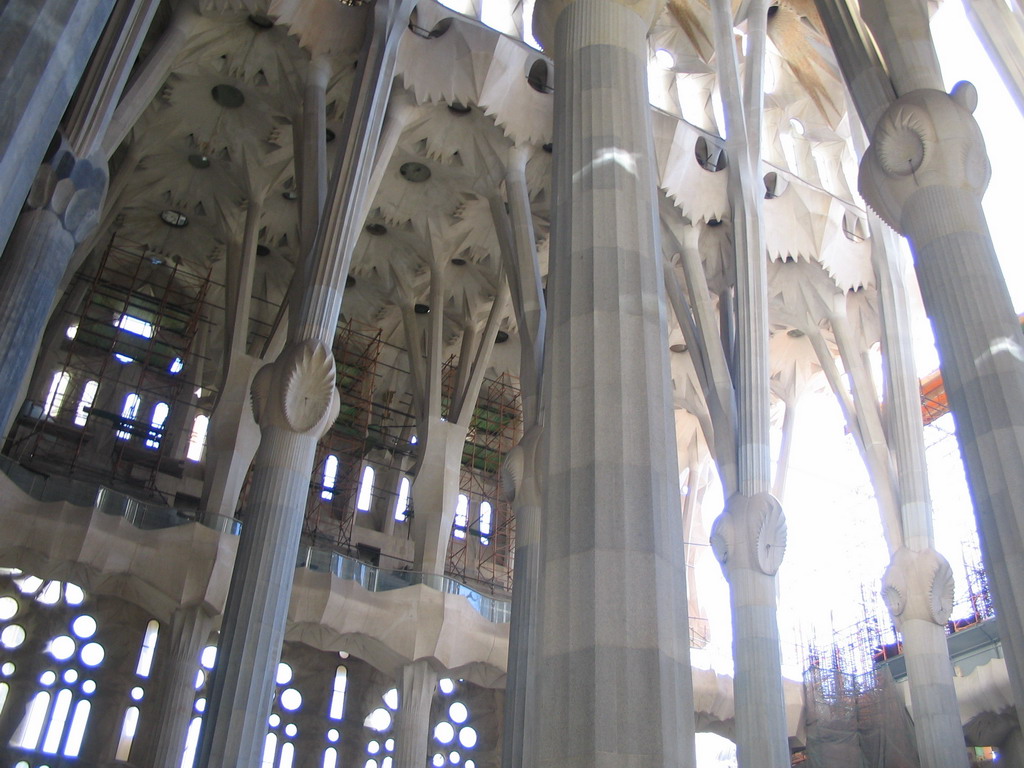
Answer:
[495, 144, 546, 768]
[706, 1, 791, 764]
[860, 82, 1024, 733]
[393, 660, 438, 768]
[142, 607, 214, 768]
[196, 0, 415, 763]
[527, 0, 696, 764]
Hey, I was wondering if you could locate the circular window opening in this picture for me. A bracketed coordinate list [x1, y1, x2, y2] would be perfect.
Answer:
[409, 13, 453, 38]
[654, 48, 675, 69]
[763, 171, 788, 199]
[527, 60, 552, 94]
[448, 102, 472, 115]
[188, 154, 211, 169]
[211, 84, 245, 109]
[280, 687, 302, 711]
[2, 624, 26, 649]
[0, 596, 18, 620]
[414, 303, 431, 315]
[71, 615, 97, 639]
[365, 707, 392, 732]
[695, 137, 728, 172]
[366, 223, 388, 236]
[842, 211, 868, 243]
[400, 162, 431, 182]
[80, 641, 105, 666]
[434, 721, 456, 744]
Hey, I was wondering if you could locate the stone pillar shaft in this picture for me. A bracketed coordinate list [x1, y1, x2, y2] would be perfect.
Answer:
[394, 660, 438, 768]
[64, 0, 161, 158]
[199, 426, 321, 767]
[144, 607, 213, 768]
[197, 0, 414, 763]
[530, 0, 696, 764]
[907, 188, 1024, 719]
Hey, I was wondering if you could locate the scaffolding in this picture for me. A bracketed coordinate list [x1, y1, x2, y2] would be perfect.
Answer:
[294, 324, 523, 593]
[445, 367, 522, 593]
[5, 236, 212, 502]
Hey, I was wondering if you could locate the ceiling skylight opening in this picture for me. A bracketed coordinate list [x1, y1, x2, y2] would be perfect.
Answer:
[654, 48, 675, 70]
[789, 117, 805, 136]
[169, 357, 184, 374]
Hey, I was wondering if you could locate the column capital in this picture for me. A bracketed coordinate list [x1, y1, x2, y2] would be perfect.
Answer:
[532, 0, 664, 52]
[251, 339, 340, 435]
[881, 546, 955, 628]
[710, 491, 787, 576]
[25, 135, 108, 245]
[859, 83, 990, 234]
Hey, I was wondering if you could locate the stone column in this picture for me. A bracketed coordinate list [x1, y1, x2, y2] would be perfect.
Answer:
[100, 3, 202, 159]
[500, 428, 542, 768]
[881, 548, 966, 768]
[410, 420, 470, 575]
[496, 143, 546, 768]
[0, 138, 107, 435]
[0, 0, 115, 254]
[201, 197, 265, 521]
[197, 341, 339, 767]
[527, 0, 697, 764]
[860, 83, 1024, 726]
[393, 659, 438, 768]
[706, 1, 791, 764]
[196, 0, 415, 763]
[137, 606, 213, 768]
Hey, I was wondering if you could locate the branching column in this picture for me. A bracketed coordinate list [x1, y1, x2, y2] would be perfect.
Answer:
[706, 1, 790, 765]
[495, 144, 546, 768]
[393, 659, 438, 768]
[527, 0, 696, 764]
[861, 83, 1024, 726]
[196, 0, 414, 763]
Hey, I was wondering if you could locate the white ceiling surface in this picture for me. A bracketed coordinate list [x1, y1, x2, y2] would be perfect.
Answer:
[99, 0, 879, 443]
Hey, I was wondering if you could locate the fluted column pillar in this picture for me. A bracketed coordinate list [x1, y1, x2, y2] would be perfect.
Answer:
[0, 138, 107, 435]
[197, 0, 415, 762]
[500, 427, 542, 768]
[527, 0, 696, 764]
[140, 606, 214, 768]
[393, 659, 438, 768]
[861, 83, 1024, 725]
[881, 548, 966, 768]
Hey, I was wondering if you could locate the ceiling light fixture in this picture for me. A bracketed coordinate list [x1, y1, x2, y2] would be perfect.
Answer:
[160, 209, 188, 228]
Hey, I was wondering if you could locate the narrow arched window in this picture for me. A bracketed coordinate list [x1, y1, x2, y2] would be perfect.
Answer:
[322, 455, 339, 501]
